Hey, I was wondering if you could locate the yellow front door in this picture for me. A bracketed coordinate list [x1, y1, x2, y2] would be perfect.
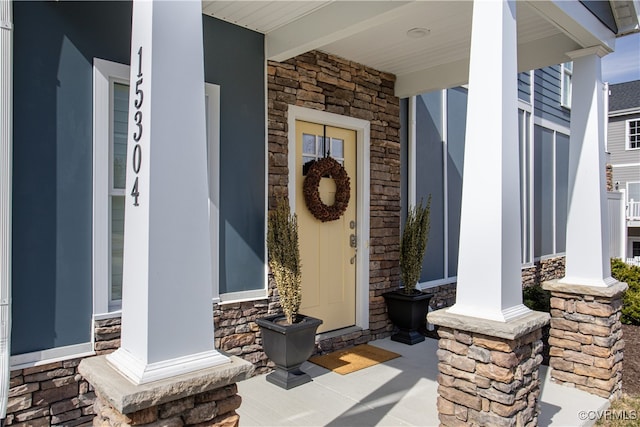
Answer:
[296, 121, 357, 333]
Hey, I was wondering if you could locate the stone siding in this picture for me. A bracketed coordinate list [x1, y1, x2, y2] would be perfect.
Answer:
[93, 384, 241, 427]
[5, 360, 95, 427]
[521, 256, 565, 288]
[267, 50, 401, 341]
[435, 326, 544, 427]
[545, 283, 625, 399]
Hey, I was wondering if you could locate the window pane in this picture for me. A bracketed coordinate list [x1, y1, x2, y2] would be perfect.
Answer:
[318, 136, 328, 156]
[447, 87, 467, 277]
[303, 133, 315, 155]
[534, 126, 554, 257]
[332, 138, 344, 158]
[415, 91, 445, 281]
[556, 133, 570, 253]
[629, 120, 639, 149]
[111, 195, 125, 302]
[113, 83, 129, 189]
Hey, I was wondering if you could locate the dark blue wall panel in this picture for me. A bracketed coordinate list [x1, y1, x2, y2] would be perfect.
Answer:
[12, 2, 265, 355]
[12, 1, 132, 355]
[203, 17, 265, 295]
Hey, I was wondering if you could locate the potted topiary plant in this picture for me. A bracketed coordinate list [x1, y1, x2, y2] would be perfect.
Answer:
[256, 198, 322, 389]
[384, 196, 433, 344]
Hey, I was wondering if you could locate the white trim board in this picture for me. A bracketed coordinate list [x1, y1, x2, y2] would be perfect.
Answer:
[11, 342, 95, 370]
[287, 105, 371, 331]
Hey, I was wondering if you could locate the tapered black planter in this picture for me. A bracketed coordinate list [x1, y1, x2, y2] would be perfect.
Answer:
[383, 290, 432, 345]
[256, 314, 322, 389]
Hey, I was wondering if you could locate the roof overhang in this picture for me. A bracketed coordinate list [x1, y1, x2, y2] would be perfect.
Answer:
[203, 1, 634, 97]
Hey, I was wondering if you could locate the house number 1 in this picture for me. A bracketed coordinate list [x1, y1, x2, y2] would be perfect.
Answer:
[131, 46, 143, 206]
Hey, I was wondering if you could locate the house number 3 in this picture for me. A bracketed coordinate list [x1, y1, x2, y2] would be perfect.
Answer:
[131, 46, 143, 206]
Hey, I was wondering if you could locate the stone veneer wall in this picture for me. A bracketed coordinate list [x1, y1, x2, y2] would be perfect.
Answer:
[521, 256, 565, 288]
[3, 317, 126, 426]
[545, 283, 625, 399]
[435, 326, 545, 427]
[6, 359, 95, 427]
[267, 50, 401, 343]
[92, 384, 241, 427]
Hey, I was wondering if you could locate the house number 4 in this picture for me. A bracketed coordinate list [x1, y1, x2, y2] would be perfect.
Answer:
[131, 46, 143, 207]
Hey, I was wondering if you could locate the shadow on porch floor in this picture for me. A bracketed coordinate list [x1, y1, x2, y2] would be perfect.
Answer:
[237, 336, 609, 426]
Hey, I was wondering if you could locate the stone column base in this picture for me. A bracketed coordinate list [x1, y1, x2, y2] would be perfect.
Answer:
[78, 355, 253, 426]
[543, 279, 627, 399]
[428, 310, 550, 427]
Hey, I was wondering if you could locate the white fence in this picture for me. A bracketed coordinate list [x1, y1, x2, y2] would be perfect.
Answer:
[608, 191, 626, 260]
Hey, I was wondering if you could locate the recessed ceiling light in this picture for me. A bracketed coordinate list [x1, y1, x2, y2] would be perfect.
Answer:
[407, 27, 430, 39]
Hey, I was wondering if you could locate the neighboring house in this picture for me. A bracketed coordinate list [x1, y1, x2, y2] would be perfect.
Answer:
[1, 1, 637, 425]
[408, 65, 573, 297]
[608, 80, 640, 260]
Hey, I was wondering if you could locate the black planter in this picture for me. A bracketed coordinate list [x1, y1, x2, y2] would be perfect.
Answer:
[256, 314, 322, 389]
[383, 290, 432, 345]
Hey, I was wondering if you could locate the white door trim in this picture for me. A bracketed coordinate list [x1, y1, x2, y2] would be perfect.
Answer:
[287, 105, 370, 331]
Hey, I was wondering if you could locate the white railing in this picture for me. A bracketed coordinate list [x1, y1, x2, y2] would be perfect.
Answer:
[627, 257, 640, 267]
[629, 200, 640, 221]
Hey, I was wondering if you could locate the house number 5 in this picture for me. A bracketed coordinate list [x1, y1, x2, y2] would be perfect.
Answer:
[131, 46, 143, 206]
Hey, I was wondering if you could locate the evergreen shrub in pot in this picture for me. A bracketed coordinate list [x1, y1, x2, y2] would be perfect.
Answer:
[384, 196, 433, 344]
[256, 198, 322, 389]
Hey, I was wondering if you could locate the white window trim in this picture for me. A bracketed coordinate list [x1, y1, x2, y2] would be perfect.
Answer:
[626, 118, 640, 150]
[560, 62, 572, 109]
[93, 58, 222, 315]
[10, 343, 95, 370]
[205, 83, 221, 303]
[93, 58, 130, 317]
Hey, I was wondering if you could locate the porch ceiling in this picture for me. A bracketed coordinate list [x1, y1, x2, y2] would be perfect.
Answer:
[202, 1, 620, 98]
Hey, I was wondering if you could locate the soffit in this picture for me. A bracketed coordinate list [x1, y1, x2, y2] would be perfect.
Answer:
[201, 1, 615, 97]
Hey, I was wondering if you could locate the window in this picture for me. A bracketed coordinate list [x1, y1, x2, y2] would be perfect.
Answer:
[93, 59, 220, 316]
[560, 62, 572, 108]
[533, 125, 570, 259]
[302, 133, 344, 173]
[627, 119, 639, 150]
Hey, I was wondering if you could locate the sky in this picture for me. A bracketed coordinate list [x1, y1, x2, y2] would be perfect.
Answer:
[602, 32, 640, 84]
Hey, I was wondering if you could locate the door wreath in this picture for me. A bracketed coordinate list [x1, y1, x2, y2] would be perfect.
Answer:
[303, 157, 350, 222]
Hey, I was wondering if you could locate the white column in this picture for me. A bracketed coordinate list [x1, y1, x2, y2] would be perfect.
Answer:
[560, 47, 616, 287]
[0, 0, 12, 418]
[107, 0, 228, 385]
[447, 0, 529, 322]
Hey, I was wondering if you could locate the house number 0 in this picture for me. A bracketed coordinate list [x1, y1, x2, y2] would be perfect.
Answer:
[131, 46, 143, 206]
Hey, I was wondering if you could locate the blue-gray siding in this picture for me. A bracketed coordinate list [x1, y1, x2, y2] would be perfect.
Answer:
[518, 71, 531, 102]
[533, 66, 570, 128]
[12, 2, 265, 355]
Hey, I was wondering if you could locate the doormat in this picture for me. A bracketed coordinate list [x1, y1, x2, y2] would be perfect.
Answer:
[309, 344, 401, 375]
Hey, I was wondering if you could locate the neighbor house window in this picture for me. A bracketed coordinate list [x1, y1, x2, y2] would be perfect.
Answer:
[627, 119, 639, 149]
[93, 59, 220, 315]
[561, 62, 572, 108]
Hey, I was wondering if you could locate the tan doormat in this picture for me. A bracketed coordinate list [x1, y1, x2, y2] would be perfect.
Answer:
[309, 344, 401, 375]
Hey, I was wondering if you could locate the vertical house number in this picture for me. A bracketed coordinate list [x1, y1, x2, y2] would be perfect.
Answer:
[131, 46, 143, 206]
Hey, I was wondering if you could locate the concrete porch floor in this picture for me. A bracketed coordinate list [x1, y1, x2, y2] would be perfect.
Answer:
[237, 336, 609, 426]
